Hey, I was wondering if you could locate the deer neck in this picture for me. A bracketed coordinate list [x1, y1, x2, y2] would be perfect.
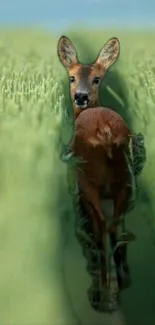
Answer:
[88, 99, 100, 108]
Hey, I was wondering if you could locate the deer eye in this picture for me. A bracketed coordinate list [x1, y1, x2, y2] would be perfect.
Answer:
[92, 77, 100, 84]
[69, 76, 75, 83]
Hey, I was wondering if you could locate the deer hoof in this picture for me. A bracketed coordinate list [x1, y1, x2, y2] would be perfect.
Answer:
[100, 287, 120, 313]
[88, 286, 102, 312]
[88, 285, 120, 313]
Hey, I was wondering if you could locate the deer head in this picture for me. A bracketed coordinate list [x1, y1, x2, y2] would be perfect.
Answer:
[57, 35, 120, 118]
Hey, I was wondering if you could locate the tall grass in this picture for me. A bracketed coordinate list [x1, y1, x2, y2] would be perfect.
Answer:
[0, 28, 155, 325]
[0, 30, 77, 325]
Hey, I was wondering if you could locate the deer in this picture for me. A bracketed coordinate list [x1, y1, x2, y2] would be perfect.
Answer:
[57, 35, 142, 309]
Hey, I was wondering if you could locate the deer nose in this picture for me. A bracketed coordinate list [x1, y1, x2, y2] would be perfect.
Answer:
[74, 92, 89, 106]
[75, 92, 88, 101]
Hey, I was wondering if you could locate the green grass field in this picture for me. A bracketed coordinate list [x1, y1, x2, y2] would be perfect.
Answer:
[0, 28, 155, 325]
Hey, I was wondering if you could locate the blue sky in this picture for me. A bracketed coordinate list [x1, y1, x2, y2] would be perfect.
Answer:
[0, 0, 155, 31]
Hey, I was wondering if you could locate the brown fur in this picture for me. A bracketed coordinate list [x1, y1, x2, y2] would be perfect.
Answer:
[71, 107, 132, 285]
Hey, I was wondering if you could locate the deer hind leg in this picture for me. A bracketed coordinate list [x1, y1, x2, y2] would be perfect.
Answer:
[111, 185, 131, 290]
[78, 180, 107, 287]
[80, 195, 109, 311]
[80, 195, 107, 274]
[78, 178, 106, 240]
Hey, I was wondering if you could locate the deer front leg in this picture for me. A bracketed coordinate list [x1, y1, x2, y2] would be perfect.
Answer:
[110, 183, 131, 233]
[79, 178, 106, 242]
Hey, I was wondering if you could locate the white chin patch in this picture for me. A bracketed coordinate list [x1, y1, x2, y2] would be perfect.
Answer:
[75, 100, 88, 109]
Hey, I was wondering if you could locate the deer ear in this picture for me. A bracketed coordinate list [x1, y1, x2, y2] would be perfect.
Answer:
[95, 37, 120, 71]
[57, 36, 78, 69]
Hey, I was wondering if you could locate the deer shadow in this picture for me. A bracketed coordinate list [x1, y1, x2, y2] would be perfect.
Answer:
[59, 33, 155, 325]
